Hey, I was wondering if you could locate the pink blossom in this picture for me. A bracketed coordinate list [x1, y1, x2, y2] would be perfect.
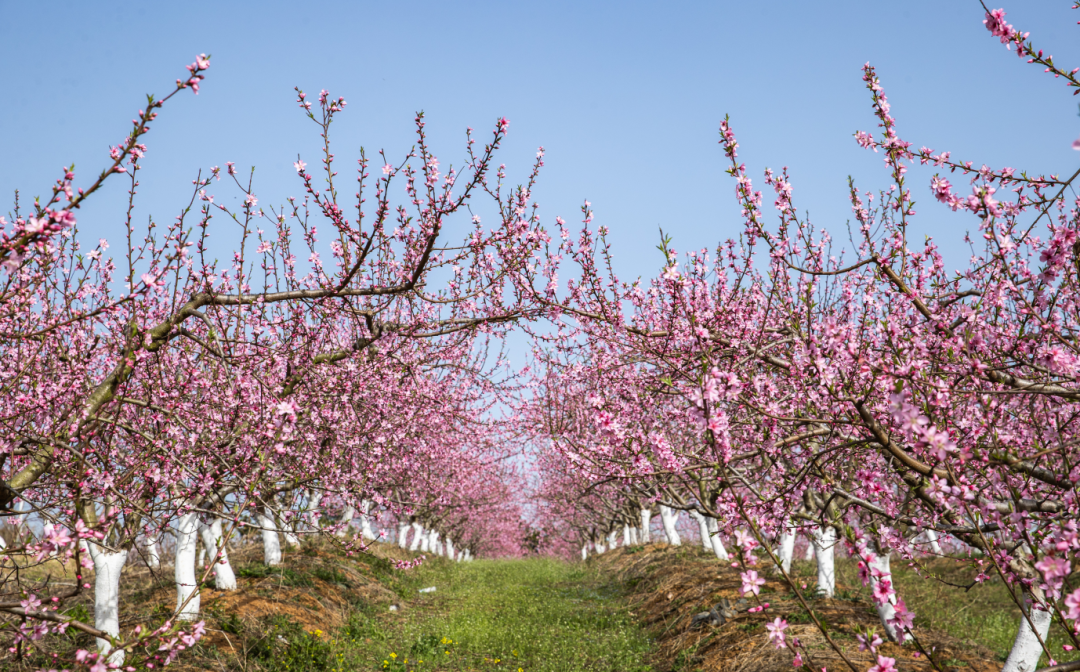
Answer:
[983, 9, 1016, 44]
[294, 160, 306, 173]
[856, 631, 883, 653]
[740, 570, 766, 596]
[869, 655, 897, 672]
[765, 617, 788, 648]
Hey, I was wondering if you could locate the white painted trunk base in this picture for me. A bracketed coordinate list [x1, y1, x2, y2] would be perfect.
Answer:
[689, 511, 712, 553]
[258, 510, 282, 566]
[409, 522, 424, 551]
[812, 526, 836, 598]
[336, 505, 355, 538]
[175, 512, 202, 621]
[89, 545, 128, 666]
[397, 522, 411, 548]
[867, 551, 908, 642]
[200, 519, 237, 590]
[659, 505, 682, 545]
[145, 535, 161, 569]
[639, 508, 652, 543]
[925, 529, 942, 555]
[1002, 589, 1052, 672]
[705, 517, 730, 560]
[776, 529, 795, 574]
[359, 500, 377, 541]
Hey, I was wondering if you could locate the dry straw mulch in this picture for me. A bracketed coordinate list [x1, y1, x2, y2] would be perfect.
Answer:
[591, 544, 1002, 672]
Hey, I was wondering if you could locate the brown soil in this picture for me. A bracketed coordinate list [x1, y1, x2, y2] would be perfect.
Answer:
[591, 544, 1002, 672]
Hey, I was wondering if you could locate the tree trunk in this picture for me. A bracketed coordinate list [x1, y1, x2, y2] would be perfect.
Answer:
[867, 550, 908, 642]
[409, 522, 424, 551]
[445, 537, 456, 560]
[622, 525, 632, 547]
[199, 519, 237, 590]
[804, 537, 815, 561]
[581, 544, 588, 560]
[1002, 586, 1052, 672]
[175, 511, 201, 621]
[257, 509, 282, 566]
[705, 516, 730, 560]
[925, 529, 942, 555]
[659, 505, 682, 545]
[690, 511, 711, 553]
[397, 522, 411, 548]
[145, 535, 161, 569]
[88, 544, 128, 666]
[359, 500, 377, 541]
[607, 529, 618, 550]
[776, 528, 795, 573]
[336, 505, 355, 538]
[419, 528, 431, 553]
[639, 508, 652, 542]
[812, 526, 836, 598]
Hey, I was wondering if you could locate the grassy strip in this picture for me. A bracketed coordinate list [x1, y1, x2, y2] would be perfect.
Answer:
[339, 556, 655, 672]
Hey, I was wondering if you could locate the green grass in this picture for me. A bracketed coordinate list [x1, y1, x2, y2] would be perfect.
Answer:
[335, 557, 654, 672]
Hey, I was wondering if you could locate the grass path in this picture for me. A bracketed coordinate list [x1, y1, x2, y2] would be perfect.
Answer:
[341, 557, 654, 672]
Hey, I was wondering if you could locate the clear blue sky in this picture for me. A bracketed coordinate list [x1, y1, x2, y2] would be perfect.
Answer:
[3, 1, 1078, 311]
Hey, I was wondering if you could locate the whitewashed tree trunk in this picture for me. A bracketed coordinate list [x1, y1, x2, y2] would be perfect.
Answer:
[359, 500, 377, 541]
[866, 550, 908, 643]
[804, 538, 815, 561]
[629, 526, 640, 545]
[595, 536, 606, 554]
[639, 508, 652, 542]
[607, 530, 618, 550]
[199, 519, 237, 590]
[659, 505, 682, 545]
[446, 537, 456, 560]
[690, 511, 711, 552]
[622, 525, 632, 546]
[776, 528, 796, 573]
[281, 519, 301, 548]
[257, 509, 282, 566]
[464, 549, 472, 561]
[1002, 587, 1052, 672]
[175, 511, 201, 621]
[87, 544, 128, 666]
[581, 544, 588, 560]
[812, 526, 836, 598]
[145, 535, 161, 569]
[336, 505, 355, 538]
[430, 531, 441, 555]
[419, 528, 431, 553]
[196, 543, 206, 570]
[305, 490, 323, 530]
[705, 517, 730, 560]
[397, 522, 411, 548]
[925, 529, 942, 555]
[409, 522, 424, 551]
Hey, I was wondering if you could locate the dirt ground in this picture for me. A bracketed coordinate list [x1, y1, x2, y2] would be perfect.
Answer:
[590, 544, 1003, 672]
